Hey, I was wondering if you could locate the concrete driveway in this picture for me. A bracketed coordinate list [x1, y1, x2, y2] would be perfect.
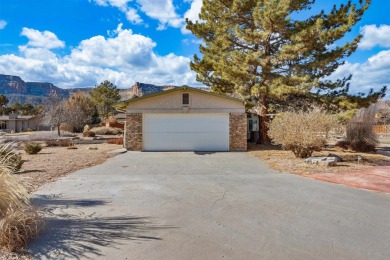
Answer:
[29, 152, 390, 259]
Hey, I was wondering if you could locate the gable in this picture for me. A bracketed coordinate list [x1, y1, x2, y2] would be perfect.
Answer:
[126, 88, 245, 114]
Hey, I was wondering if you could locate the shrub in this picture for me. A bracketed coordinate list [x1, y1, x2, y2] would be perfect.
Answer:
[60, 123, 74, 133]
[90, 127, 119, 135]
[335, 140, 350, 150]
[0, 143, 23, 172]
[24, 142, 42, 155]
[83, 131, 96, 137]
[268, 111, 337, 158]
[107, 137, 123, 145]
[346, 105, 378, 152]
[45, 139, 74, 147]
[0, 206, 43, 252]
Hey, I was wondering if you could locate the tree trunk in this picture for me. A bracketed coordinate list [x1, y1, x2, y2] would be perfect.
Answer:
[258, 97, 271, 144]
[57, 124, 61, 136]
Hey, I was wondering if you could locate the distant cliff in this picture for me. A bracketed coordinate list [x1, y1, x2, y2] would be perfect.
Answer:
[127, 82, 175, 98]
[0, 74, 70, 104]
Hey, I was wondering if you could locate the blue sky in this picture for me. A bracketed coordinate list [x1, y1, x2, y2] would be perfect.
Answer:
[0, 0, 389, 98]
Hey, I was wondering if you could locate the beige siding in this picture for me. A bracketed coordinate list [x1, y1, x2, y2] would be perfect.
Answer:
[126, 89, 244, 114]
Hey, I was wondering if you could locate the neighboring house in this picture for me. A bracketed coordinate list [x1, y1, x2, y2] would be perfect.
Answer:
[123, 86, 247, 152]
[0, 113, 37, 132]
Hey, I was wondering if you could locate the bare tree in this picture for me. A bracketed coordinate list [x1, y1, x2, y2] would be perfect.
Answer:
[44, 95, 68, 136]
[66, 92, 96, 132]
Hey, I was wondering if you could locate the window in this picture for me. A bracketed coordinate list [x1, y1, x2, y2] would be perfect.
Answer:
[182, 93, 189, 106]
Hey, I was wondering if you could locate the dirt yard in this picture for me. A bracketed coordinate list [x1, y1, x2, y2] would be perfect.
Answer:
[248, 143, 390, 193]
[15, 143, 121, 193]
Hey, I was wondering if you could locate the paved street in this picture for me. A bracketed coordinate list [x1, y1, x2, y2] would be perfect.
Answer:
[30, 152, 390, 259]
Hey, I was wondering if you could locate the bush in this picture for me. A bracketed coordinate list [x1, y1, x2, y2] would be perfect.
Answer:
[335, 140, 350, 150]
[83, 131, 96, 137]
[268, 111, 337, 158]
[24, 142, 42, 155]
[60, 123, 73, 133]
[107, 137, 123, 145]
[0, 143, 23, 172]
[45, 139, 74, 147]
[90, 127, 119, 135]
[0, 206, 43, 252]
[346, 105, 378, 152]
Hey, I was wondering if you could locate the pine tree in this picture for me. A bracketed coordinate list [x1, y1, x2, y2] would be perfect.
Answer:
[186, 0, 386, 143]
[90, 81, 121, 120]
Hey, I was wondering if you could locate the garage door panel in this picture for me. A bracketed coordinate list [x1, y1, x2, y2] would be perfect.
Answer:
[143, 114, 229, 151]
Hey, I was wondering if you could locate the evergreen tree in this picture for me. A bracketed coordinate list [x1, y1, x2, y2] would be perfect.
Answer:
[186, 0, 386, 143]
[90, 81, 121, 120]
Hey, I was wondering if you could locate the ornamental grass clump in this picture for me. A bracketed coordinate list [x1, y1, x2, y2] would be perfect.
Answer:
[346, 105, 378, 152]
[0, 145, 43, 252]
[0, 143, 23, 172]
[268, 111, 337, 158]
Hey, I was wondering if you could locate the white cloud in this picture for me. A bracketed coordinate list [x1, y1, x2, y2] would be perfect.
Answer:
[0, 20, 7, 30]
[137, 0, 183, 30]
[329, 50, 390, 97]
[0, 25, 199, 89]
[90, 0, 186, 30]
[90, 0, 143, 24]
[359, 24, 390, 50]
[181, 0, 202, 33]
[20, 28, 65, 49]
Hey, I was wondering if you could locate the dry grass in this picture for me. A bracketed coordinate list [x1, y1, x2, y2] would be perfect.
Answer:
[0, 207, 43, 252]
[18, 143, 119, 192]
[248, 143, 390, 175]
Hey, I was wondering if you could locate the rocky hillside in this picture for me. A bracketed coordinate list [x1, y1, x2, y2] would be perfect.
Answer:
[125, 82, 175, 99]
[0, 74, 197, 104]
[0, 74, 70, 104]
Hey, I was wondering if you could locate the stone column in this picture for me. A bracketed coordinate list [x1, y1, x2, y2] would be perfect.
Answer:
[125, 113, 143, 151]
[229, 113, 247, 151]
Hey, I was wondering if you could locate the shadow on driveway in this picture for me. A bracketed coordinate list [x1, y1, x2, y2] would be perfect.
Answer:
[29, 195, 175, 260]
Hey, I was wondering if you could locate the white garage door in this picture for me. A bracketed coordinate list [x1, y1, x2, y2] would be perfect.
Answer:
[143, 114, 229, 151]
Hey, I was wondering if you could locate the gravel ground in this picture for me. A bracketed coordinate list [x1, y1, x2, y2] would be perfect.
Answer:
[16, 143, 120, 193]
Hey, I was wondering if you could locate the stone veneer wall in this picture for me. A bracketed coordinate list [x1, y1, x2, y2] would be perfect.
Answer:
[125, 113, 143, 151]
[229, 113, 247, 151]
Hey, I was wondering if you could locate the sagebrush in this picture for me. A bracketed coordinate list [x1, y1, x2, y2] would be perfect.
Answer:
[268, 111, 337, 158]
[24, 142, 42, 155]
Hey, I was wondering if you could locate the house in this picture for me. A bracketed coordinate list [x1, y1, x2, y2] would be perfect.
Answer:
[123, 86, 247, 152]
[0, 113, 37, 132]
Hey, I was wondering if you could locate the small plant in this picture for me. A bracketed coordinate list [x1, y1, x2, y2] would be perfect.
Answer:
[268, 111, 337, 158]
[24, 142, 42, 155]
[83, 131, 96, 137]
[0, 143, 23, 172]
